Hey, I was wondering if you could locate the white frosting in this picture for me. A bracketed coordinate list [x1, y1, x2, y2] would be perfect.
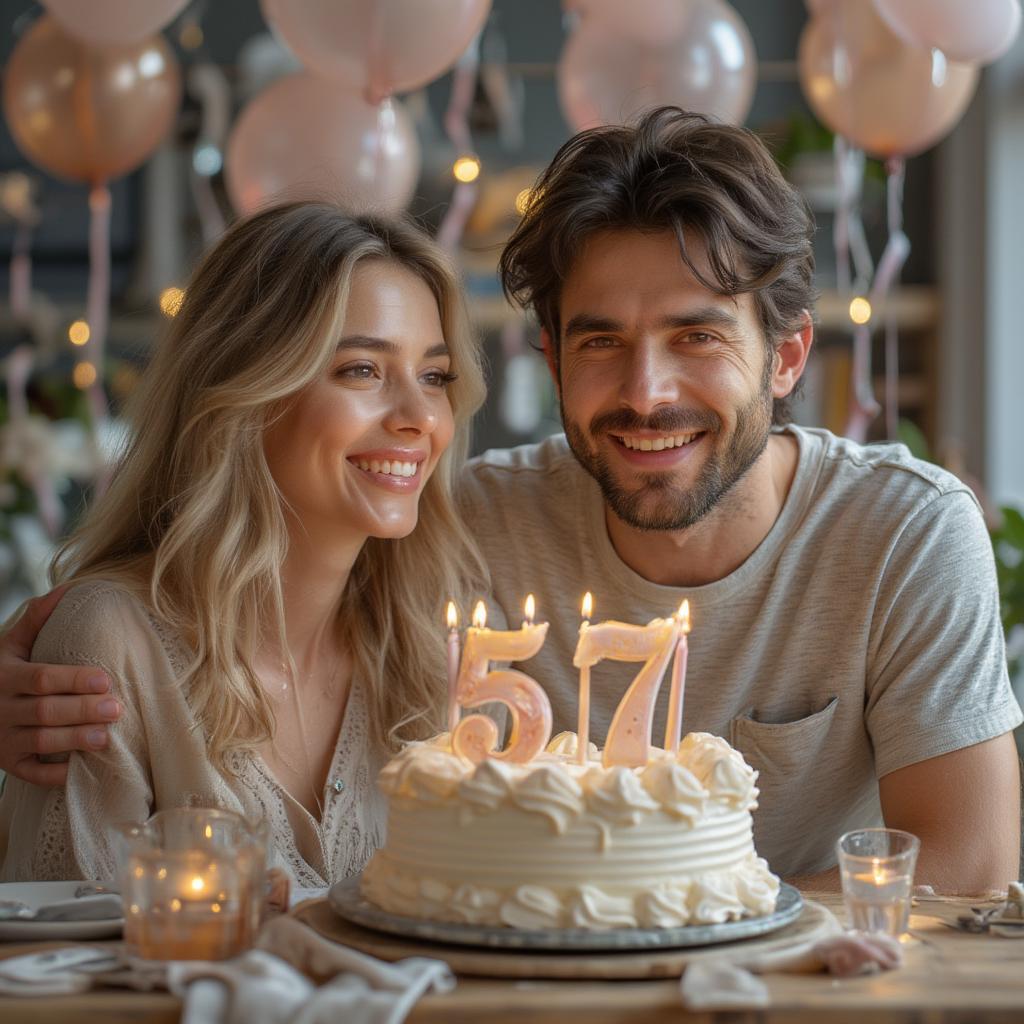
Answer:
[583, 766, 660, 827]
[678, 731, 759, 810]
[640, 760, 708, 824]
[362, 731, 779, 929]
[545, 730, 600, 761]
[499, 886, 562, 929]
[511, 763, 585, 834]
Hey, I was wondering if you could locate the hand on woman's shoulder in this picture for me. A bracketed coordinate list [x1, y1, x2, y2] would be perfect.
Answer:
[33, 580, 175, 692]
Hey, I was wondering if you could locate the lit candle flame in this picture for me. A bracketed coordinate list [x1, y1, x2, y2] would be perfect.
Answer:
[472, 600, 487, 629]
[678, 599, 691, 633]
[524, 594, 535, 625]
[446, 601, 458, 631]
[581, 592, 593, 621]
[871, 858, 886, 885]
[190, 876, 205, 894]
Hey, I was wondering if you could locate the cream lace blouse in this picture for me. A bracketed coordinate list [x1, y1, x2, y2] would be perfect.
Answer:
[0, 581, 388, 887]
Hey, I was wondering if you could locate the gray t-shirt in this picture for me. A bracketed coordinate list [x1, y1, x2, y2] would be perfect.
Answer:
[457, 425, 1022, 877]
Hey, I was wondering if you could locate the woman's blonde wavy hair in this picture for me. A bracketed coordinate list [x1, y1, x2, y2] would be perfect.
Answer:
[53, 202, 488, 766]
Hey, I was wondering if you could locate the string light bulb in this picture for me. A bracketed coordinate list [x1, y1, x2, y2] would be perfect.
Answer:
[179, 22, 204, 49]
[73, 361, 97, 389]
[453, 155, 481, 183]
[849, 296, 872, 325]
[159, 286, 185, 317]
[68, 320, 90, 346]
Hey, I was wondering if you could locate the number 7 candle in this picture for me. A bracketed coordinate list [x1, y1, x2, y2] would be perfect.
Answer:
[574, 613, 680, 769]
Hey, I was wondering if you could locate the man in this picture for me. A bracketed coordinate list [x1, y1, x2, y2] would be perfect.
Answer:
[1, 109, 1019, 889]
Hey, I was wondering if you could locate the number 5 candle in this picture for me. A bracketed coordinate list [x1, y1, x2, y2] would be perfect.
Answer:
[451, 597, 552, 765]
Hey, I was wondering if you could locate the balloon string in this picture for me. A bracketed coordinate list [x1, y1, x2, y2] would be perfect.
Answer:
[883, 157, 907, 439]
[188, 63, 229, 246]
[85, 184, 111, 431]
[10, 223, 33, 323]
[838, 139, 878, 443]
[833, 135, 852, 297]
[437, 33, 482, 252]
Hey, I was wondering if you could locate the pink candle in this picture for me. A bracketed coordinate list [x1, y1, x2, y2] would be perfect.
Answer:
[663, 600, 690, 754]
[576, 592, 593, 765]
[446, 601, 460, 734]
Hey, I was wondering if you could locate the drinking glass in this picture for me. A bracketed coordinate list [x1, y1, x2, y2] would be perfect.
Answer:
[837, 827, 920, 938]
[116, 807, 268, 960]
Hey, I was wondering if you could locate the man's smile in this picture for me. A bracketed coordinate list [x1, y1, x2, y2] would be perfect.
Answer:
[607, 430, 707, 468]
[611, 431, 704, 451]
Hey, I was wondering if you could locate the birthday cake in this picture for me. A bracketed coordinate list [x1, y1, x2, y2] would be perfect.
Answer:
[360, 729, 779, 930]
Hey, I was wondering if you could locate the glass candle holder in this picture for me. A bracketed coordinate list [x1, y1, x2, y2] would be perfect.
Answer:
[837, 827, 920, 938]
[116, 807, 268, 961]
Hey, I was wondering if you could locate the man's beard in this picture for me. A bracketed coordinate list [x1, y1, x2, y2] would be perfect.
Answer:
[562, 372, 774, 533]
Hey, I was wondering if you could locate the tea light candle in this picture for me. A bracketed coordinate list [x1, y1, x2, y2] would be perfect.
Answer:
[126, 859, 244, 961]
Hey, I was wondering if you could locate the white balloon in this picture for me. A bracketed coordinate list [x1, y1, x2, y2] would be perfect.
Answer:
[873, 0, 1022, 65]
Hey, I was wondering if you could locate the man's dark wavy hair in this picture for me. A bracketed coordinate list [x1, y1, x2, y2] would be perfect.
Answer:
[498, 106, 816, 425]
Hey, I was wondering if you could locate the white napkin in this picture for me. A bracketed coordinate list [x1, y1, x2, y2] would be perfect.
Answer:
[680, 962, 769, 1009]
[30, 894, 123, 922]
[168, 917, 455, 1024]
[679, 929, 904, 1010]
[0, 947, 120, 997]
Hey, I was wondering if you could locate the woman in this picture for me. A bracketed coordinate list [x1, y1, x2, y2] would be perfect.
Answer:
[0, 202, 487, 887]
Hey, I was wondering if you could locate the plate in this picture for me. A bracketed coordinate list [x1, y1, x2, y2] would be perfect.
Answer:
[328, 877, 803, 951]
[0, 882, 123, 942]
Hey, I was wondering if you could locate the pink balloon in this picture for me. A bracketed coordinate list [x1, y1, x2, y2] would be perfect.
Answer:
[225, 73, 421, 217]
[799, 2, 979, 158]
[260, 0, 492, 103]
[558, 0, 757, 130]
[39, 0, 189, 46]
[569, 0, 689, 47]
[873, 0, 1021, 65]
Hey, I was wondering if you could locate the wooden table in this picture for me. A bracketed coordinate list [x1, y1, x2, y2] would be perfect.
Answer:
[2, 892, 1024, 1023]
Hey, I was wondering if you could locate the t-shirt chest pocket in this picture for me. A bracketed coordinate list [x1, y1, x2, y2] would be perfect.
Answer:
[728, 696, 840, 785]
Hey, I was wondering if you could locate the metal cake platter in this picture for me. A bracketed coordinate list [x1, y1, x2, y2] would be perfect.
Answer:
[327, 876, 804, 952]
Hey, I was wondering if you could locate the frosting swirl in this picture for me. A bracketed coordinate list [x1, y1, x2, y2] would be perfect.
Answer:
[499, 886, 562, 929]
[567, 886, 636, 929]
[637, 886, 691, 929]
[458, 757, 515, 817]
[640, 760, 708, 824]
[689, 872, 747, 924]
[583, 766, 660, 827]
[511, 763, 585, 834]
[678, 732, 758, 809]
